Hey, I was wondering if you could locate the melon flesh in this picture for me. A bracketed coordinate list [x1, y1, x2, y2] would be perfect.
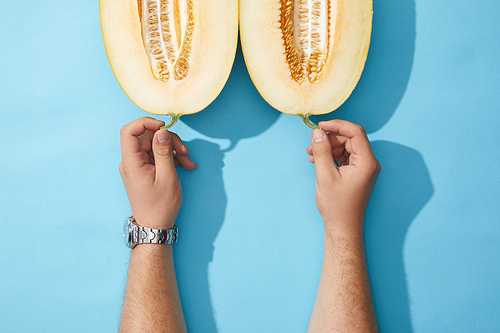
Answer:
[239, 0, 372, 120]
[100, 0, 238, 123]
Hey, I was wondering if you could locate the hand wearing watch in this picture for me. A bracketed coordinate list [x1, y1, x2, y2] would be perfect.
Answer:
[123, 216, 178, 248]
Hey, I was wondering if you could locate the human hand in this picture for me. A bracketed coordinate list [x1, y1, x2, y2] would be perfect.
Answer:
[119, 117, 197, 230]
[306, 120, 380, 239]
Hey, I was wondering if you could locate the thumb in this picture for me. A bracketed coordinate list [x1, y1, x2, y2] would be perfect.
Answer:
[311, 129, 338, 185]
[153, 129, 178, 182]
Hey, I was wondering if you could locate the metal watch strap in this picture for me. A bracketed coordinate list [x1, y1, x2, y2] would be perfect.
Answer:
[132, 225, 178, 245]
[124, 216, 178, 248]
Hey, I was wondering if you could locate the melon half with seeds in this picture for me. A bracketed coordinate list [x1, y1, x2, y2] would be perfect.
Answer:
[100, 0, 238, 128]
[240, 0, 372, 128]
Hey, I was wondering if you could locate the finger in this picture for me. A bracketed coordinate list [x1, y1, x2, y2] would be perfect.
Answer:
[311, 129, 338, 184]
[306, 144, 313, 156]
[170, 132, 196, 169]
[331, 145, 346, 159]
[171, 132, 190, 156]
[175, 153, 197, 170]
[318, 120, 375, 165]
[335, 154, 349, 166]
[139, 129, 156, 152]
[308, 144, 345, 159]
[152, 129, 179, 184]
[307, 140, 344, 156]
[319, 120, 373, 153]
[121, 117, 164, 164]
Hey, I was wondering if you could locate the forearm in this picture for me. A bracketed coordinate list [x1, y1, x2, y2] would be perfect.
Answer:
[308, 230, 378, 333]
[120, 245, 187, 333]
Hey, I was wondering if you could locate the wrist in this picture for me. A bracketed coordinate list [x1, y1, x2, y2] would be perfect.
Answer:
[131, 212, 178, 230]
[323, 218, 365, 243]
[130, 241, 174, 257]
[323, 227, 366, 257]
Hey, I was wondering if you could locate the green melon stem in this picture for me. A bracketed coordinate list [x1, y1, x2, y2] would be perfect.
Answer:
[160, 113, 182, 130]
[299, 114, 321, 130]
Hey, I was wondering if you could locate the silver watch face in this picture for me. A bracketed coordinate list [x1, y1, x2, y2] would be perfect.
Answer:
[123, 218, 132, 247]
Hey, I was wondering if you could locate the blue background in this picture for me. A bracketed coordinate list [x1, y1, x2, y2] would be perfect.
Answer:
[1, 1, 499, 332]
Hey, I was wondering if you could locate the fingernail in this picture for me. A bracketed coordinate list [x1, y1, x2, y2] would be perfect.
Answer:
[312, 129, 324, 142]
[157, 129, 170, 143]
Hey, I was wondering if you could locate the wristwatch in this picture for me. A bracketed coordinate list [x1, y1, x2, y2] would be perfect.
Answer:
[123, 216, 178, 248]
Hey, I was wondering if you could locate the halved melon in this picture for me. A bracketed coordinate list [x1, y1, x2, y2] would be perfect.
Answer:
[239, 0, 372, 128]
[100, 0, 238, 128]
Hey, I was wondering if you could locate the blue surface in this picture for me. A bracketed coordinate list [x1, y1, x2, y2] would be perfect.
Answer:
[1, 1, 499, 332]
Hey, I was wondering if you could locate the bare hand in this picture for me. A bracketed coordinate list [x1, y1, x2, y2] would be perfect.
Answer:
[307, 120, 380, 238]
[119, 117, 196, 229]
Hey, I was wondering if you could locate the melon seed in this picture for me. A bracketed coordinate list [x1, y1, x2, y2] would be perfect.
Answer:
[139, 0, 194, 82]
[279, 0, 330, 84]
